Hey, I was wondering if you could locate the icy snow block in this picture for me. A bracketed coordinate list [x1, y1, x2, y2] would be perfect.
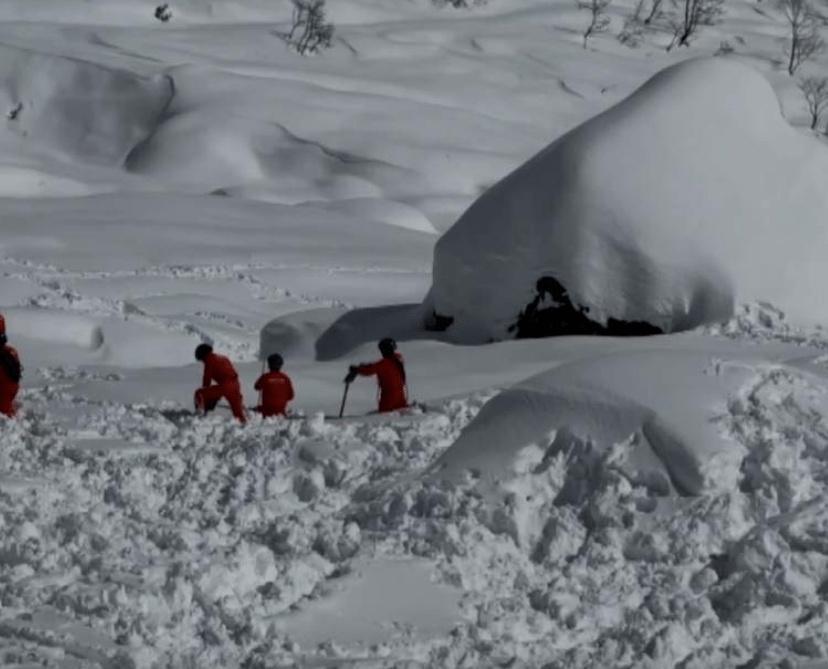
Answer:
[0, 43, 173, 165]
[428, 349, 775, 496]
[423, 57, 828, 343]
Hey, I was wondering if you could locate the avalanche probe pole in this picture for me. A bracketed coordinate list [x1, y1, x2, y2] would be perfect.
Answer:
[338, 380, 351, 418]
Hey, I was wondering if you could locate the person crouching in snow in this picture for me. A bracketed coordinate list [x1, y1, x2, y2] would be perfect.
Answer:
[254, 353, 294, 418]
[0, 313, 22, 418]
[194, 343, 247, 423]
[345, 337, 408, 413]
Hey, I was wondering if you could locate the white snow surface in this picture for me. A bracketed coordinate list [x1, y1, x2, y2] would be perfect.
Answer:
[4, 1, 828, 667]
[425, 56, 828, 342]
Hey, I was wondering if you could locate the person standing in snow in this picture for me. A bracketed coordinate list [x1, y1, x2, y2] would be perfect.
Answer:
[344, 337, 408, 413]
[0, 313, 21, 418]
[254, 353, 294, 418]
[194, 343, 247, 423]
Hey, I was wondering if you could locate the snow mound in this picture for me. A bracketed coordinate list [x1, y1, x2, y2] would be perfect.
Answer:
[308, 198, 438, 234]
[0, 43, 173, 165]
[428, 346, 828, 496]
[0, 165, 91, 197]
[4, 308, 104, 350]
[126, 113, 272, 189]
[260, 307, 349, 361]
[126, 113, 408, 199]
[422, 57, 828, 343]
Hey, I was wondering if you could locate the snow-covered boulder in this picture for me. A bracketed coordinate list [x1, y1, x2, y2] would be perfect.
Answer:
[422, 57, 828, 343]
[0, 43, 173, 165]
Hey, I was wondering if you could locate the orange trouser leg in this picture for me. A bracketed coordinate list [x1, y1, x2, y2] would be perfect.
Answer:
[224, 382, 248, 424]
[0, 385, 18, 418]
[194, 385, 223, 412]
[196, 384, 247, 423]
[378, 394, 408, 413]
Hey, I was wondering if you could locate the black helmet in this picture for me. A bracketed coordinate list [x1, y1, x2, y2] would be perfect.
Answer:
[195, 343, 213, 361]
[378, 337, 396, 357]
[267, 353, 284, 371]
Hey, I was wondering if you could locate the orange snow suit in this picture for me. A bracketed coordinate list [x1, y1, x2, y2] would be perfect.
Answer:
[254, 371, 294, 417]
[0, 344, 20, 418]
[195, 351, 247, 423]
[355, 352, 408, 413]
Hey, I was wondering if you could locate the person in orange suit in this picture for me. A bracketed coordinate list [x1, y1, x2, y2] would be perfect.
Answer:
[0, 313, 21, 418]
[345, 337, 408, 413]
[254, 353, 294, 418]
[194, 343, 247, 423]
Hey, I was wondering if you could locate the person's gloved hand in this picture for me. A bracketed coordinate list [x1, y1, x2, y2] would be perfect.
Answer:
[344, 366, 357, 384]
[203, 397, 219, 413]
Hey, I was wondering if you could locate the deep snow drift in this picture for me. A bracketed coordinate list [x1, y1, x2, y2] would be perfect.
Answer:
[423, 57, 828, 343]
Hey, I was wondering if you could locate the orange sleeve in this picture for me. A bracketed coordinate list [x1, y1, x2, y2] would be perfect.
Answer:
[356, 361, 382, 376]
[202, 358, 211, 387]
[286, 377, 295, 401]
[254, 375, 263, 391]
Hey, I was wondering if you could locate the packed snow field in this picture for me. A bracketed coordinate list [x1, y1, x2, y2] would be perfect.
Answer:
[5, 0, 828, 667]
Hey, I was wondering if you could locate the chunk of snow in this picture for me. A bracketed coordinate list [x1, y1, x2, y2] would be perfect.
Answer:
[423, 57, 828, 343]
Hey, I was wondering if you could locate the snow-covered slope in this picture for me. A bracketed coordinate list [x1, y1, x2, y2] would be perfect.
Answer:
[0, 42, 172, 165]
[424, 56, 828, 343]
[6, 1, 828, 667]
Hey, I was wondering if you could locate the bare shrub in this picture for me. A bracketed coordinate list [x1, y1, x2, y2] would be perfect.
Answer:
[778, 0, 824, 75]
[666, 0, 726, 50]
[618, 19, 645, 45]
[288, 0, 334, 55]
[799, 76, 828, 129]
[715, 39, 735, 54]
[154, 3, 172, 22]
[643, 0, 666, 24]
[579, 0, 612, 48]
[619, 0, 646, 47]
[432, 0, 488, 6]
